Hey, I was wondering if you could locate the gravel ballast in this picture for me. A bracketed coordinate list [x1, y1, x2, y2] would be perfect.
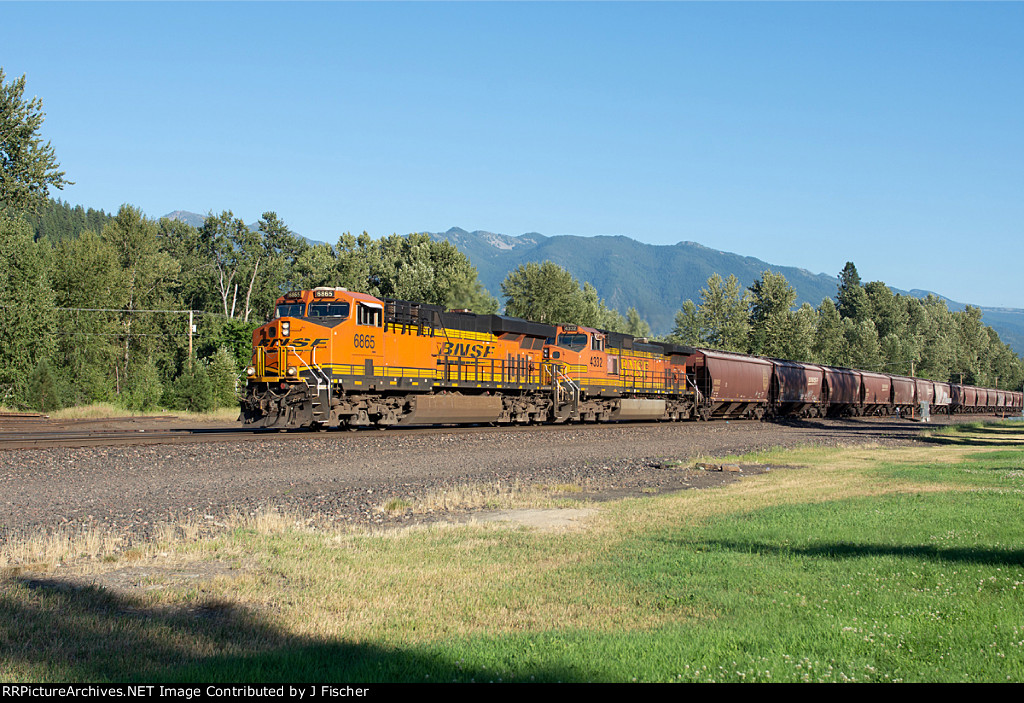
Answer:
[0, 415, 998, 542]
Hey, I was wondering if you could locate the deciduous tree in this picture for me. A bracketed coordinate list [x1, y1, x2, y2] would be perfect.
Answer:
[0, 69, 71, 213]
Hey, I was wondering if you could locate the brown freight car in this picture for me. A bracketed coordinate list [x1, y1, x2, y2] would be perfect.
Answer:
[822, 367, 863, 416]
[771, 360, 825, 417]
[691, 350, 772, 419]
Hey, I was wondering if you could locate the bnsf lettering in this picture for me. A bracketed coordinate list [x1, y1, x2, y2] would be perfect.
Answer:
[620, 359, 649, 371]
[438, 342, 494, 359]
[353, 334, 376, 350]
[259, 337, 327, 349]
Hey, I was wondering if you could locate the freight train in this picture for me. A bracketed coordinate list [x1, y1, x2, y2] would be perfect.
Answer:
[239, 287, 1023, 430]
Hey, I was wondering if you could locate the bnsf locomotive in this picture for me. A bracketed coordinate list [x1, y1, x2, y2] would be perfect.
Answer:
[239, 287, 1023, 430]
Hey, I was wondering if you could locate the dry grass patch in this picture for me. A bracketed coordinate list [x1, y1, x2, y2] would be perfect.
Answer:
[48, 403, 238, 423]
[0, 526, 128, 572]
[375, 479, 592, 516]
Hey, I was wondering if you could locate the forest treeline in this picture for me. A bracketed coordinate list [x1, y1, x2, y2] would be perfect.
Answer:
[3, 200, 1022, 413]
[665, 265, 1023, 390]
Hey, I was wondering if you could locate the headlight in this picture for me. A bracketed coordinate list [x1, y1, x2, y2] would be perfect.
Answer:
[246, 366, 256, 376]
[287, 366, 298, 377]
[281, 321, 290, 336]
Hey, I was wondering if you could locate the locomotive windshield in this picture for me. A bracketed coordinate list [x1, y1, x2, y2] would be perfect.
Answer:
[556, 333, 588, 351]
[308, 302, 350, 319]
[275, 303, 305, 318]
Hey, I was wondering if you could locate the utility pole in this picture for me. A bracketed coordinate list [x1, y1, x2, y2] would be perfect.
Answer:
[188, 310, 194, 369]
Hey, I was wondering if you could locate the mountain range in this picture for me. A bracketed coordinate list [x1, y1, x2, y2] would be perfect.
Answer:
[159, 212, 1024, 354]
[425, 228, 1024, 355]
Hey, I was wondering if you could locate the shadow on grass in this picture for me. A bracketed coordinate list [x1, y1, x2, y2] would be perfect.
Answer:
[920, 424, 1024, 447]
[0, 575, 591, 683]
[696, 539, 1024, 567]
[772, 417, 943, 440]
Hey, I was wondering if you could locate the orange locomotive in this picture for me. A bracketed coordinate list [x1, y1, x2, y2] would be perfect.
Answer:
[239, 287, 699, 429]
[544, 324, 695, 422]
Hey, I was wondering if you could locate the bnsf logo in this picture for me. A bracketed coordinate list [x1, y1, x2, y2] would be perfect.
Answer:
[260, 337, 328, 349]
[438, 341, 494, 359]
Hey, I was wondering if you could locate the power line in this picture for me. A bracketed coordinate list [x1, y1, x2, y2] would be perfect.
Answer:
[0, 305, 242, 320]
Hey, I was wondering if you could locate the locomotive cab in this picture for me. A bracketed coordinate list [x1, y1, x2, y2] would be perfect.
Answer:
[247, 288, 352, 382]
[545, 325, 604, 364]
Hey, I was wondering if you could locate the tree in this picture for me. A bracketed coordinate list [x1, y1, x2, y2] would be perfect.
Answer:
[500, 260, 632, 329]
[200, 211, 258, 319]
[103, 205, 180, 393]
[207, 346, 240, 408]
[1, 69, 71, 213]
[836, 261, 869, 322]
[294, 242, 339, 290]
[669, 300, 703, 346]
[844, 318, 882, 371]
[625, 307, 651, 338]
[580, 282, 628, 331]
[747, 270, 796, 357]
[811, 298, 846, 366]
[49, 228, 124, 404]
[0, 214, 57, 405]
[864, 281, 907, 340]
[698, 273, 750, 352]
[784, 303, 818, 362]
[502, 261, 588, 324]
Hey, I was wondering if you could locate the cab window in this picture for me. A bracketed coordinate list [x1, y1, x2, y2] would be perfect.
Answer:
[308, 302, 351, 319]
[275, 303, 305, 318]
[357, 303, 382, 327]
[556, 333, 587, 352]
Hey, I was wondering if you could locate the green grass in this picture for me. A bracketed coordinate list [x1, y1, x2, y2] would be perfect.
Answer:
[3, 423, 1024, 682]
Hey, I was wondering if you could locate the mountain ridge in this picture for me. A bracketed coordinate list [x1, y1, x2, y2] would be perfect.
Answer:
[425, 227, 1024, 354]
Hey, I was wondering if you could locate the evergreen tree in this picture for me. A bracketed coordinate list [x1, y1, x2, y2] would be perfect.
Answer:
[165, 362, 215, 413]
[25, 358, 60, 412]
[102, 205, 181, 395]
[837, 262, 869, 322]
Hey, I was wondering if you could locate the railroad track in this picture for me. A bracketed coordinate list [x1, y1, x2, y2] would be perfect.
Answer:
[1, 411, 1003, 452]
[0, 415, 747, 451]
[0, 425, 285, 450]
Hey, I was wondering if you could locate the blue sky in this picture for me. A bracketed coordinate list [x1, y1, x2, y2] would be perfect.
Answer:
[4, 2, 1022, 307]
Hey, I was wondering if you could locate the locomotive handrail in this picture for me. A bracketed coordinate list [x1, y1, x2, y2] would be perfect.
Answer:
[552, 363, 581, 404]
[687, 370, 704, 406]
[285, 345, 330, 391]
